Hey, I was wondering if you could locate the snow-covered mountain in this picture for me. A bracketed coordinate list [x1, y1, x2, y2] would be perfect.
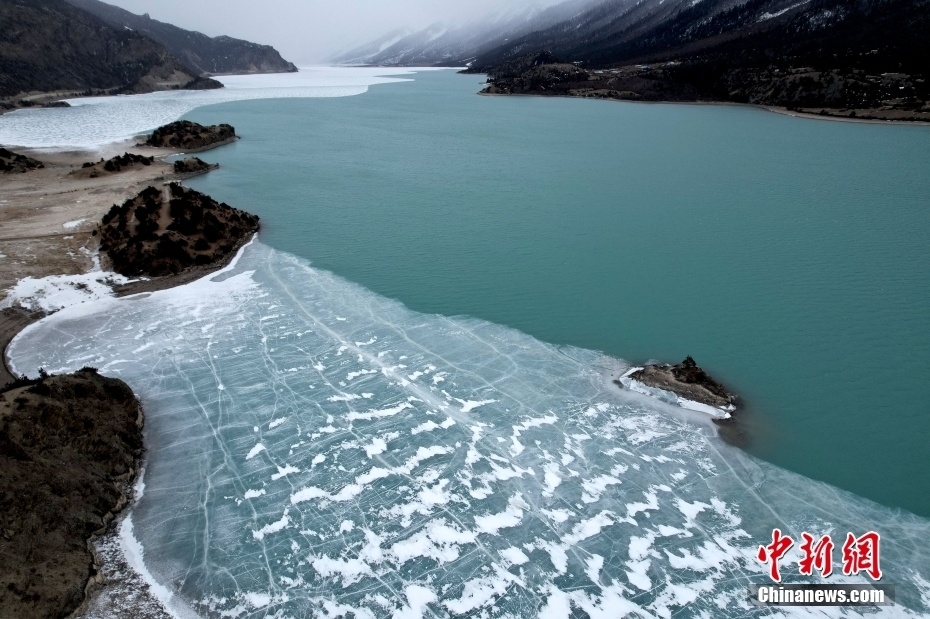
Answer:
[331, 0, 598, 66]
[338, 0, 928, 80]
[467, 0, 930, 72]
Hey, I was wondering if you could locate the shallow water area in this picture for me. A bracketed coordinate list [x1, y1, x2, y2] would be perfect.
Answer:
[9, 241, 930, 618]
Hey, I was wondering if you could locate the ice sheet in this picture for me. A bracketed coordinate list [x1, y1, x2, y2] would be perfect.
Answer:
[9, 241, 930, 618]
[0, 67, 427, 149]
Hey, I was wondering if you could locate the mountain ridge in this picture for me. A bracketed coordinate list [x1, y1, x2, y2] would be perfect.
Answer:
[64, 0, 297, 76]
[332, 0, 597, 67]
[0, 0, 202, 100]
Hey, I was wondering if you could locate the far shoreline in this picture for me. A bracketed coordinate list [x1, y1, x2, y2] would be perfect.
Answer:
[476, 90, 930, 127]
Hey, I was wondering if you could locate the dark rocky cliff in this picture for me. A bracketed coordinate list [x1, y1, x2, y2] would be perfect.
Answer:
[65, 0, 298, 75]
[0, 369, 143, 619]
[0, 0, 201, 99]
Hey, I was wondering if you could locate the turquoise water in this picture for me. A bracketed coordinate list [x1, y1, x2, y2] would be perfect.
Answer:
[8, 69, 930, 616]
[184, 71, 930, 518]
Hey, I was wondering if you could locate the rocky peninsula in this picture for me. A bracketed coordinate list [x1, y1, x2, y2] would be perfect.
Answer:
[98, 183, 259, 277]
[0, 368, 143, 619]
[477, 52, 930, 123]
[618, 356, 737, 418]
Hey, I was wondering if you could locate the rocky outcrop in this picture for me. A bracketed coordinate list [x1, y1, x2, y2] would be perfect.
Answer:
[0, 99, 71, 114]
[0, 0, 201, 99]
[181, 76, 224, 90]
[0, 148, 44, 173]
[0, 368, 143, 619]
[72, 152, 154, 178]
[483, 58, 590, 95]
[172, 156, 216, 176]
[65, 0, 298, 76]
[485, 51, 564, 80]
[143, 120, 236, 151]
[98, 183, 259, 277]
[619, 356, 736, 416]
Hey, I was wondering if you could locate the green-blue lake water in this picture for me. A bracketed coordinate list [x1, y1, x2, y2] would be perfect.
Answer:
[184, 70, 930, 518]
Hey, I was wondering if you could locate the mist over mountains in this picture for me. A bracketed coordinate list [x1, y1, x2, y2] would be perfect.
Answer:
[340, 0, 929, 120]
[332, 0, 596, 66]
[341, 0, 928, 74]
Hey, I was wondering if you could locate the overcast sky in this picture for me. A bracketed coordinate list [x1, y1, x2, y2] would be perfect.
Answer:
[103, 0, 562, 65]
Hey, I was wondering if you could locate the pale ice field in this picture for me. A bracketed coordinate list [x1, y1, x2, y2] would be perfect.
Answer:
[0, 67, 422, 149]
[9, 242, 930, 618]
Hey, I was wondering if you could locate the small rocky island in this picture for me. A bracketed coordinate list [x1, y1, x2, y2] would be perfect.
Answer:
[143, 120, 237, 151]
[0, 369, 143, 619]
[0, 148, 44, 174]
[618, 356, 737, 418]
[98, 183, 259, 276]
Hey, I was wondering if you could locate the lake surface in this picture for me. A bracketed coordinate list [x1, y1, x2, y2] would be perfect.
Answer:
[6, 69, 930, 617]
[185, 70, 930, 518]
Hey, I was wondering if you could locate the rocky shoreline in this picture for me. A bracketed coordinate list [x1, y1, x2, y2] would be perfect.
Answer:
[0, 147, 45, 173]
[0, 120, 259, 616]
[172, 156, 218, 177]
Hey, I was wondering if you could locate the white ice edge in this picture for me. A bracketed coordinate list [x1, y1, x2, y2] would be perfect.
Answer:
[619, 367, 733, 419]
[6, 234, 258, 378]
[118, 465, 199, 619]
[0, 66, 447, 150]
[1, 69, 427, 610]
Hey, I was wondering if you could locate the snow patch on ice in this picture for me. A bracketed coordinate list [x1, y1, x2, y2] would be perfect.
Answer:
[245, 443, 266, 461]
[252, 511, 290, 540]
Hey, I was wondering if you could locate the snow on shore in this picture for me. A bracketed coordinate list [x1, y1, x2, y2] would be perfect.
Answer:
[1, 270, 132, 314]
[618, 366, 734, 419]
